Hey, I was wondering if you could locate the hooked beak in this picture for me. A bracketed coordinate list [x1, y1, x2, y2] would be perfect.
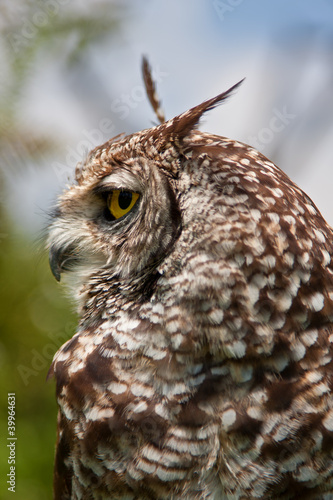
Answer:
[49, 245, 77, 282]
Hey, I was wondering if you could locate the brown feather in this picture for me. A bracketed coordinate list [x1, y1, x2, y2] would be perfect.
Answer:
[171, 78, 245, 139]
[142, 55, 166, 124]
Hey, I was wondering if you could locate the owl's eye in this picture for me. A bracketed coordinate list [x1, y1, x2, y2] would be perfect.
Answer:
[106, 190, 140, 220]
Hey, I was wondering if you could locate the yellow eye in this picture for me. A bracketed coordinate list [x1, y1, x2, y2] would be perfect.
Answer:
[107, 190, 140, 220]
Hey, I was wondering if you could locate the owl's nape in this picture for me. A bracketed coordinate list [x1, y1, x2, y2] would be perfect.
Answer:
[48, 59, 333, 499]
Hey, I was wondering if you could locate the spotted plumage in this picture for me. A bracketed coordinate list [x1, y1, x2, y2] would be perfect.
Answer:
[48, 61, 333, 499]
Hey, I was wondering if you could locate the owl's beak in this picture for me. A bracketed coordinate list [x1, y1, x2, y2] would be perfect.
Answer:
[49, 245, 63, 282]
[49, 245, 78, 282]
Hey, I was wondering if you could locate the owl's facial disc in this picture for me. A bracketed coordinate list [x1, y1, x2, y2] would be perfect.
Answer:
[48, 158, 181, 293]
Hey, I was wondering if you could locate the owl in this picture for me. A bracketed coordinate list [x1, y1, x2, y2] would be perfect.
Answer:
[47, 58, 333, 499]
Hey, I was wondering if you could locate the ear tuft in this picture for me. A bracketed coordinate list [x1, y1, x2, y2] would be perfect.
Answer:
[142, 56, 166, 124]
[170, 78, 245, 139]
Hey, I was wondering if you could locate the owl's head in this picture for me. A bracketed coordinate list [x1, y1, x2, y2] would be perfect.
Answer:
[48, 71, 243, 308]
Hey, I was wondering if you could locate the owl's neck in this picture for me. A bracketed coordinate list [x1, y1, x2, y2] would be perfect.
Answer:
[77, 267, 161, 325]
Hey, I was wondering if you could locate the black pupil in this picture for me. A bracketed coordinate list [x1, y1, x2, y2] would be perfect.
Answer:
[118, 191, 133, 210]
